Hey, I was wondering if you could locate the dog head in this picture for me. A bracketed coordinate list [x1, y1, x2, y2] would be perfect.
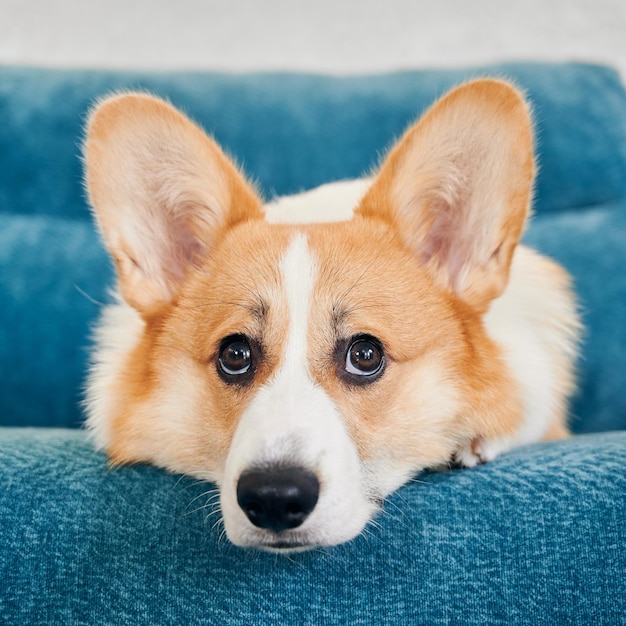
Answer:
[84, 79, 533, 551]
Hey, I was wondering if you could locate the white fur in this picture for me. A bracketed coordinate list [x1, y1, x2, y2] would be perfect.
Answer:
[85, 292, 144, 448]
[220, 234, 377, 549]
[457, 245, 581, 465]
[265, 179, 370, 224]
[86, 179, 371, 447]
[271, 181, 579, 443]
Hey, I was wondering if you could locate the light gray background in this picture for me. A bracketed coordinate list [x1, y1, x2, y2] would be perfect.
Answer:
[1, 0, 625, 77]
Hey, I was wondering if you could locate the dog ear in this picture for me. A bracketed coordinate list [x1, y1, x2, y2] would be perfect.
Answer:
[357, 79, 535, 312]
[84, 93, 263, 315]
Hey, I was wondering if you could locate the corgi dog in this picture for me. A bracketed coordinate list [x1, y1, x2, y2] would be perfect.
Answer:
[84, 79, 580, 552]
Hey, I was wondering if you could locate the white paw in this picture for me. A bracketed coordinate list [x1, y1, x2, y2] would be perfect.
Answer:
[455, 436, 515, 468]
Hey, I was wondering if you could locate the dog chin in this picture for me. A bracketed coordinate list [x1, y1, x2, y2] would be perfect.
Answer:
[225, 517, 376, 553]
[232, 532, 325, 554]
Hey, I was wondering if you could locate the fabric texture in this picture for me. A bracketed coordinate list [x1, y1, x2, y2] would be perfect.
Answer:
[1, 428, 624, 625]
[1, 63, 625, 625]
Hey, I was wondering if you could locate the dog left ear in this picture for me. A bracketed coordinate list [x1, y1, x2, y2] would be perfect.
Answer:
[357, 79, 535, 312]
[84, 93, 264, 315]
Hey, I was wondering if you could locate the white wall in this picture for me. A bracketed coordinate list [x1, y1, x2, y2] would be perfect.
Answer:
[1, 0, 625, 77]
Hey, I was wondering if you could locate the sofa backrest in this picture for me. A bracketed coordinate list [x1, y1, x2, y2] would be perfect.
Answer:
[2, 63, 626, 220]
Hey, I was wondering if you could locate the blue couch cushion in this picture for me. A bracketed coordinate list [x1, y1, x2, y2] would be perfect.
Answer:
[0, 214, 112, 427]
[1, 428, 624, 624]
[1, 64, 625, 626]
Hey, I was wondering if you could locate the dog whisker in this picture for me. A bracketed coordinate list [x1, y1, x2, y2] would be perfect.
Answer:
[174, 475, 190, 489]
[382, 496, 407, 518]
[201, 494, 222, 507]
[217, 525, 229, 548]
[183, 487, 220, 512]
[203, 504, 222, 516]
[74, 284, 108, 307]
[405, 475, 428, 486]
[209, 514, 225, 531]
[183, 502, 220, 518]
[358, 525, 378, 549]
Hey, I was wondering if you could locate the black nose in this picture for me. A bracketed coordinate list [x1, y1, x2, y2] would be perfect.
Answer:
[236, 466, 320, 532]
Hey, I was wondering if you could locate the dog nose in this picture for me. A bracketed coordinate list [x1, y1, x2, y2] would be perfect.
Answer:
[236, 466, 320, 532]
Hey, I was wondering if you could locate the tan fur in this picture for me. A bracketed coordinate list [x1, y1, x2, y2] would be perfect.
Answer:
[104, 221, 295, 474]
[304, 220, 522, 469]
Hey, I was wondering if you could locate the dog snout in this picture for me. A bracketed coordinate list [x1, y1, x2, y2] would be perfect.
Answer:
[236, 466, 320, 532]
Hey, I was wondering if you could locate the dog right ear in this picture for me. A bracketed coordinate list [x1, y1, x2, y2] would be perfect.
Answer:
[356, 79, 534, 313]
[84, 93, 263, 315]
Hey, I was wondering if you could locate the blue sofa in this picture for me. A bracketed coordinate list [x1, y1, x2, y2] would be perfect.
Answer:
[1, 63, 625, 624]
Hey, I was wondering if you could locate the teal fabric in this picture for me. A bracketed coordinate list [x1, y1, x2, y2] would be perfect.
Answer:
[0, 215, 112, 427]
[1, 428, 624, 625]
[1, 63, 626, 624]
[2, 64, 626, 219]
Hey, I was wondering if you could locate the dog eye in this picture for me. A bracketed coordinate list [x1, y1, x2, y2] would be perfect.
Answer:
[217, 335, 253, 381]
[344, 335, 385, 382]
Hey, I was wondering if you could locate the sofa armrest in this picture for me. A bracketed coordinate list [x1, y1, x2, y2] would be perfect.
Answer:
[1, 428, 624, 624]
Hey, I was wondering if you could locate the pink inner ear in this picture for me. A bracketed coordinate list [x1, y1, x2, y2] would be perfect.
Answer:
[145, 175, 226, 292]
[165, 217, 207, 283]
[419, 196, 472, 291]
[369, 80, 533, 309]
[122, 194, 217, 304]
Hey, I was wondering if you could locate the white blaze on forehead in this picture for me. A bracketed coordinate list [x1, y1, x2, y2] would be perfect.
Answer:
[221, 232, 376, 547]
[279, 231, 317, 376]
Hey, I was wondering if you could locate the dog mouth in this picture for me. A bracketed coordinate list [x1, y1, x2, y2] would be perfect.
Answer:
[255, 536, 318, 553]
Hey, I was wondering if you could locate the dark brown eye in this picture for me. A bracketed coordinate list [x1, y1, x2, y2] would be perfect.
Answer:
[344, 335, 385, 383]
[218, 335, 253, 382]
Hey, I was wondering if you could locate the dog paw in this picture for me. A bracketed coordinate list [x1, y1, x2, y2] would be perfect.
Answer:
[454, 436, 514, 468]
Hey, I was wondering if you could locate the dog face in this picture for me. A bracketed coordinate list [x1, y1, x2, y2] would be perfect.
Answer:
[84, 79, 534, 550]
